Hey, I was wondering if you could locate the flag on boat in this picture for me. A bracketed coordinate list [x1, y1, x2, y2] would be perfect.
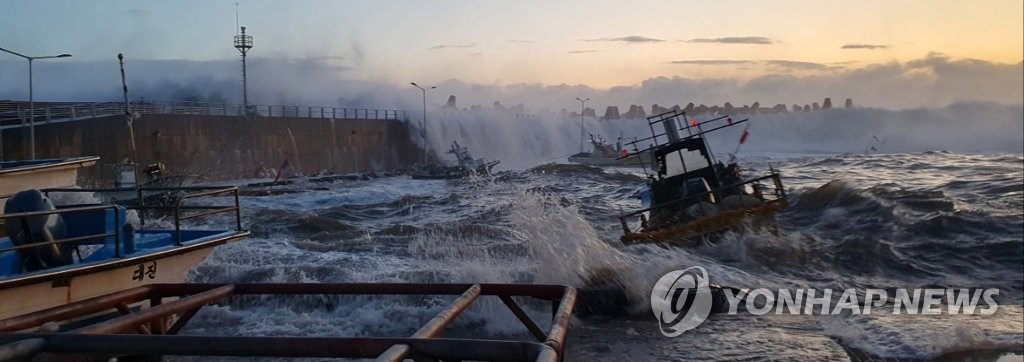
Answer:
[274, 160, 293, 182]
[739, 125, 750, 144]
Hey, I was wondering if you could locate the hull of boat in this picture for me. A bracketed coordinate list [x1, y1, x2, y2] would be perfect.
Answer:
[0, 230, 248, 320]
[621, 200, 787, 245]
[0, 157, 100, 204]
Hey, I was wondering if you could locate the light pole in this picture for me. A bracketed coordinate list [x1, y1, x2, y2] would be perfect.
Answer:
[411, 82, 436, 164]
[0, 46, 72, 160]
[575, 97, 589, 153]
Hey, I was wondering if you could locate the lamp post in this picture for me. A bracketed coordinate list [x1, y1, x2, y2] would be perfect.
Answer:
[411, 82, 436, 164]
[575, 97, 589, 153]
[0, 47, 72, 160]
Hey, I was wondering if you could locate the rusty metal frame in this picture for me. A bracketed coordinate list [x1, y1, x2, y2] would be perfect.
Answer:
[0, 283, 576, 362]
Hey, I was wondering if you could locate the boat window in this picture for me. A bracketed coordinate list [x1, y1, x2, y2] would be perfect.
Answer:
[663, 149, 710, 178]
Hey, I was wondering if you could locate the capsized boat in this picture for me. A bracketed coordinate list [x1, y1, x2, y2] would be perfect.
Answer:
[568, 134, 652, 167]
[0, 186, 249, 319]
[410, 141, 500, 180]
[617, 110, 788, 245]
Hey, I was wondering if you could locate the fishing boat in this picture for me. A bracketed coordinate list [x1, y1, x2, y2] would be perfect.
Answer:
[0, 157, 99, 205]
[616, 110, 788, 245]
[410, 141, 500, 180]
[0, 186, 249, 320]
[568, 134, 652, 167]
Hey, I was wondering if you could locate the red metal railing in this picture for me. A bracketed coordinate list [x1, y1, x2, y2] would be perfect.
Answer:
[0, 283, 577, 362]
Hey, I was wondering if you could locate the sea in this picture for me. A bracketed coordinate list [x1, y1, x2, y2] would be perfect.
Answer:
[165, 104, 1022, 361]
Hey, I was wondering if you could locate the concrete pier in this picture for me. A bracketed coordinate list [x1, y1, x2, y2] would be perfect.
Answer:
[1, 114, 422, 183]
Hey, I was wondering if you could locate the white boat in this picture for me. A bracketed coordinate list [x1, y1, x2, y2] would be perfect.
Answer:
[567, 135, 652, 167]
[0, 156, 99, 205]
[0, 186, 249, 320]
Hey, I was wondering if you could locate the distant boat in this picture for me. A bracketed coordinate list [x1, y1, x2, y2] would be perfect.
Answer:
[0, 186, 249, 320]
[410, 141, 500, 180]
[568, 135, 652, 167]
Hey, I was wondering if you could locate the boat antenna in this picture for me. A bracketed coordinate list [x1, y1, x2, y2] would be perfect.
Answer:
[119, 53, 146, 224]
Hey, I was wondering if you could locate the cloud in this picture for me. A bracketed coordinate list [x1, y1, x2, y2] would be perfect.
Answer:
[842, 44, 889, 50]
[567, 50, 600, 54]
[583, 35, 664, 43]
[688, 37, 774, 44]
[0, 54, 1018, 117]
[506, 39, 534, 44]
[668, 60, 756, 65]
[429, 43, 477, 50]
[765, 60, 829, 70]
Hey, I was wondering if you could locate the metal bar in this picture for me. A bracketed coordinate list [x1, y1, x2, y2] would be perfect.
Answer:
[543, 287, 576, 359]
[0, 232, 115, 254]
[499, 295, 546, 342]
[73, 285, 234, 334]
[0, 338, 45, 361]
[164, 306, 201, 335]
[377, 284, 482, 362]
[0, 334, 547, 361]
[0, 286, 154, 332]
[177, 206, 238, 221]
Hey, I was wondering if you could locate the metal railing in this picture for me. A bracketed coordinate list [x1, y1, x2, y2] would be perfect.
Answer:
[0, 282, 577, 361]
[0, 100, 409, 130]
[0, 204, 122, 256]
[9, 186, 247, 255]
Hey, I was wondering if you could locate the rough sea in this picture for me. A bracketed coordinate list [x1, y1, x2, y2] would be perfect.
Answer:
[167, 104, 1022, 361]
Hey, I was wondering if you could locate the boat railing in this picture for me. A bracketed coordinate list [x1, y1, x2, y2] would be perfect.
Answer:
[0, 282, 576, 361]
[0, 204, 124, 256]
[618, 172, 787, 235]
[39, 185, 244, 245]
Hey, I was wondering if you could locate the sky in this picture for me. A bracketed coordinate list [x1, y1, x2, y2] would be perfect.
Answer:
[1, 0, 1022, 110]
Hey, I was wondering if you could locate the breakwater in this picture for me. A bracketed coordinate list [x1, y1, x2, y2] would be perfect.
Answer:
[0, 113, 422, 184]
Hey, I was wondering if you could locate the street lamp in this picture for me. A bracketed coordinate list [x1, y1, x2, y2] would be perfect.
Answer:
[411, 82, 436, 164]
[0, 46, 72, 160]
[575, 97, 589, 153]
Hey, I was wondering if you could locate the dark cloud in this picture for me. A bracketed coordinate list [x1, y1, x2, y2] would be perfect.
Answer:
[842, 44, 889, 50]
[567, 50, 600, 54]
[668, 60, 756, 65]
[429, 43, 477, 50]
[688, 37, 774, 44]
[766, 60, 829, 70]
[583, 35, 664, 43]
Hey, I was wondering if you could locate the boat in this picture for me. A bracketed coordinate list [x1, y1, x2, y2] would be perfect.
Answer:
[0, 282, 574, 361]
[410, 141, 500, 180]
[0, 156, 99, 206]
[616, 110, 788, 245]
[568, 134, 652, 167]
[0, 185, 249, 320]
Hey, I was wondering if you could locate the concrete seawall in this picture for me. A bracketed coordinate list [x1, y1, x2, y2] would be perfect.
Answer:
[1, 114, 422, 183]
